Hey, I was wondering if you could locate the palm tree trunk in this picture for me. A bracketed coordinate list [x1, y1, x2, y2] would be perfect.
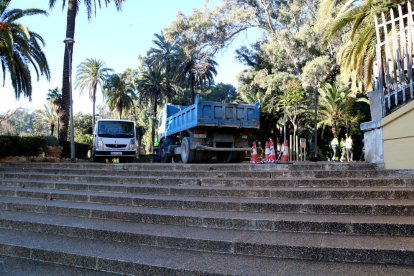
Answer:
[92, 86, 96, 129]
[59, 0, 77, 142]
[150, 95, 158, 154]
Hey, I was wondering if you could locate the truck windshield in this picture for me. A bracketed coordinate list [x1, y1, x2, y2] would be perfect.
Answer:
[98, 121, 134, 138]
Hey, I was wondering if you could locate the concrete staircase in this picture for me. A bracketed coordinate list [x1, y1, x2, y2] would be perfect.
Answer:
[0, 162, 413, 275]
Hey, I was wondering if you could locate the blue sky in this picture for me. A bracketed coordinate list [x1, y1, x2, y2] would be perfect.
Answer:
[0, 0, 261, 114]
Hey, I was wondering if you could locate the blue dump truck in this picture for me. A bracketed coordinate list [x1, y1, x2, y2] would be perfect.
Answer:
[157, 96, 260, 163]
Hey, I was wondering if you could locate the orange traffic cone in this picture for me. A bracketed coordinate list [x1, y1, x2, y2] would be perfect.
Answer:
[281, 140, 289, 163]
[250, 141, 258, 164]
[264, 141, 270, 162]
[269, 138, 276, 163]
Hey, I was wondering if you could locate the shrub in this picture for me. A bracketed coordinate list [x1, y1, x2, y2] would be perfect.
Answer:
[0, 135, 59, 157]
[59, 141, 90, 160]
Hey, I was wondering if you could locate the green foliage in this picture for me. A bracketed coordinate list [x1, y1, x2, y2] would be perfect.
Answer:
[0, 135, 58, 157]
[104, 72, 138, 119]
[302, 56, 333, 88]
[0, 1, 50, 100]
[75, 134, 92, 146]
[202, 83, 238, 103]
[321, 0, 407, 91]
[318, 82, 354, 135]
[76, 58, 113, 126]
[7, 109, 48, 136]
[73, 112, 93, 136]
[59, 141, 90, 160]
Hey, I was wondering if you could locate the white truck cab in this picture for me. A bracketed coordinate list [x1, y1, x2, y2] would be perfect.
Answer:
[92, 119, 136, 162]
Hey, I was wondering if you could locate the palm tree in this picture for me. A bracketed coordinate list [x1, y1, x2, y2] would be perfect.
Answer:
[322, 0, 405, 91]
[318, 82, 353, 136]
[76, 58, 112, 128]
[48, 0, 124, 141]
[147, 32, 180, 102]
[104, 73, 137, 119]
[0, 0, 50, 99]
[136, 64, 167, 153]
[36, 104, 56, 136]
[176, 48, 218, 103]
[46, 87, 63, 139]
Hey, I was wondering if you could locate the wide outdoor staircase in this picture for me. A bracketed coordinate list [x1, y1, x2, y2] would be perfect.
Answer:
[0, 162, 413, 275]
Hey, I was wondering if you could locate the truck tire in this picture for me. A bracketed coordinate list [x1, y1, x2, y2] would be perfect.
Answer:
[181, 137, 195, 163]
[160, 141, 171, 163]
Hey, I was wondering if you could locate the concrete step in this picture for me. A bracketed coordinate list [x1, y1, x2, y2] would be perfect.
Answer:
[1, 195, 414, 236]
[0, 255, 117, 276]
[1, 161, 413, 273]
[3, 186, 414, 216]
[2, 211, 414, 266]
[0, 161, 380, 172]
[2, 228, 412, 275]
[0, 166, 410, 179]
[0, 165, 408, 178]
[3, 180, 414, 200]
[1, 172, 413, 188]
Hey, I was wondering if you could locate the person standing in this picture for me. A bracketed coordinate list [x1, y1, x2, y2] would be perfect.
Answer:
[345, 134, 353, 162]
[339, 138, 346, 162]
[330, 136, 339, 161]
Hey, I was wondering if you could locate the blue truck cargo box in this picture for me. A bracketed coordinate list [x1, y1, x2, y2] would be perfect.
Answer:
[163, 96, 260, 137]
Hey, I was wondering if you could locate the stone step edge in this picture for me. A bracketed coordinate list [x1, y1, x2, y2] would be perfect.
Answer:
[3, 210, 414, 252]
[1, 167, 409, 177]
[4, 186, 414, 209]
[4, 184, 414, 204]
[4, 171, 407, 180]
[0, 173, 414, 190]
[2, 197, 414, 235]
[0, 221, 414, 266]
[2, 228, 411, 275]
[4, 178, 414, 194]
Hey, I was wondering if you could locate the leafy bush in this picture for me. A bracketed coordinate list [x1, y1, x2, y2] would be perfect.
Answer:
[0, 135, 59, 157]
[59, 141, 90, 160]
[74, 134, 92, 146]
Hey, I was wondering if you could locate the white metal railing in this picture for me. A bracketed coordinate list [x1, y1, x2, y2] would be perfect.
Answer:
[374, 2, 414, 116]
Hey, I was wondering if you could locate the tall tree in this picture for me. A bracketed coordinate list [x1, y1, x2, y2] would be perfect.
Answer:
[46, 87, 63, 138]
[136, 64, 167, 153]
[177, 47, 217, 103]
[318, 82, 353, 135]
[204, 83, 238, 103]
[104, 73, 137, 119]
[35, 104, 56, 136]
[147, 32, 180, 102]
[48, 0, 124, 141]
[278, 79, 312, 142]
[0, 0, 50, 99]
[75, 58, 112, 128]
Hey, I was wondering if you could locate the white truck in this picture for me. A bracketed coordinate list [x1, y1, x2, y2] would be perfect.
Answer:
[91, 119, 136, 162]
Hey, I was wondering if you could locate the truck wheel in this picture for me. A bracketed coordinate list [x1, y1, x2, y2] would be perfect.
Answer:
[160, 142, 171, 163]
[181, 137, 195, 163]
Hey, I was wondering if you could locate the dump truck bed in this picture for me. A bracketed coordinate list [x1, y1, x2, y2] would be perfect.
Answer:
[164, 98, 260, 137]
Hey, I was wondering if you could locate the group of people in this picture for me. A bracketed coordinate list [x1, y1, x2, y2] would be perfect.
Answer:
[329, 133, 353, 162]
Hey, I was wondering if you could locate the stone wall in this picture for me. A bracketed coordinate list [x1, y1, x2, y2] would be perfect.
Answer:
[360, 120, 384, 165]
